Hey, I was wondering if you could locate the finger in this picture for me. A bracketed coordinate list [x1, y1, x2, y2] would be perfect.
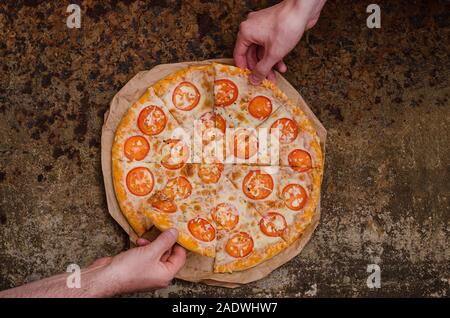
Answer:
[233, 32, 251, 69]
[150, 228, 178, 257]
[164, 244, 186, 273]
[161, 247, 173, 262]
[275, 60, 287, 73]
[246, 44, 258, 70]
[267, 70, 277, 83]
[136, 238, 151, 246]
[250, 51, 279, 85]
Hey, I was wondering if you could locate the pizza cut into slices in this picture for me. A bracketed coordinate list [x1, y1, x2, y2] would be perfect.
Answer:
[112, 160, 156, 236]
[112, 87, 182, 163]
[258, 104, 323, 170]
[142, 163, 224, 257]
[112, 62, 324, 270]
[213, 175, 287, 273]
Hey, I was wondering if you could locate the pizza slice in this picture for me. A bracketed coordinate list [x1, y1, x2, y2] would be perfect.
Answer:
[250, 166, 322, 245]
[258, 104, 323, 170]
[142, 163, 224, 257]
[112, 87, 183, 163]
[212, 63, 281, 129]
[153, 65, 214, 134]
[112, 160, 156, 236]
[213, 173, 287, 273]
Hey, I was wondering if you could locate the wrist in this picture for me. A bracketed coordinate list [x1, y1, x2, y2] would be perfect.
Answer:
[82, 258, 123, 297]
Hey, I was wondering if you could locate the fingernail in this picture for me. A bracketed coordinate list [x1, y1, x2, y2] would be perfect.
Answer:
[249, 74, 261, 85]
[168, 228, 178, 239]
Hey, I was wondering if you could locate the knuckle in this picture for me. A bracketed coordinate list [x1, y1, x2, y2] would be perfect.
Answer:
[239, 22, 250, 36]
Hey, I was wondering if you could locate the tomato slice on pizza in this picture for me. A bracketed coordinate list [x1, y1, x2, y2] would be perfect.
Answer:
[248, 96, 272, 120]
[137, 105, 167, 136]
[199, 111, 226, 135]
[211, 203, 239, 231]
[270, 117, 299, 144]
[282, 183, 307, 211]
[288, 149, 312, 172]
[149, 191, 177, 213]
[172, 81, 200, 111]
[259, 212, 287, 237]
[214, 79, 238, 107]
[225, 232, 254, 258]
[242, 169, 274, 200]
[231, 128, 259, 160]
[198, 163, 224, 184]
[188, 217, 216, 242]
[163, 176, 192, 200]
[124, 136, 150, 161]
[125, 167, 154, 196]
[161, 139, 190, 170]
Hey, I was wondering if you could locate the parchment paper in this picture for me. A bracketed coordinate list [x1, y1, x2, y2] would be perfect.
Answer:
[101, 58, 326, 288]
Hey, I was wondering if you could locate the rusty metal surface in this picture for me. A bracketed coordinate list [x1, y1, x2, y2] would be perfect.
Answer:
[0, 0, 448, 297]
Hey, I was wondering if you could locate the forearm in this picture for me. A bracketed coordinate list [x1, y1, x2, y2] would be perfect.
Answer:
[0, 259, 119, 298]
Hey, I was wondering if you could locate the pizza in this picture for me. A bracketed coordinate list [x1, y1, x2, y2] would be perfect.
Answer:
[112, 62, 324, 273]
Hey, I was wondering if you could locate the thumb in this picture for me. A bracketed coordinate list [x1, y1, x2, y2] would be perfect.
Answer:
[250, 53, 278, 85]
[150, 228, 179, 258]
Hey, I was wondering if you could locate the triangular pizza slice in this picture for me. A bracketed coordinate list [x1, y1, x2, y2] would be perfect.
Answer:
[142, 163, 225, 257]
[112, 87, 186, 164]
[212, 63, 282, 129]
[112, 160, 158, 236]
[249, 166, 322, 245]
[213, 174, 287, 273]
[257, 104, 323, 170]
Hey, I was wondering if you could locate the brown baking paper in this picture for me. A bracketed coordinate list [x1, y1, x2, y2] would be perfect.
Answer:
[101, 58, 326, 288]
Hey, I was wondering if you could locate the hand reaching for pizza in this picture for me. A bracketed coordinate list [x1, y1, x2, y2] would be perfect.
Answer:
[106, 228, 186, 294]
[0, 229, 186, 297]
[234, 0, 326, 84]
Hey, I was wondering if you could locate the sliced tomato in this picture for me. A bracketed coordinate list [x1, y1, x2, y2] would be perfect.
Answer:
[270, 118, 299, 144]
[150, 191, 177, 213]
[225, 232, 254, 258]
[199, 111, 227, 142]
[288, 149, 312, 172]
[188, 217, 216, 242]
[126, 167, 154, 196]
[215, 113, 227, 134]
[211, 203, 239, 230]
[198, 163, 224, 184]
[161, 139, 190, 170]
[124, 136, 150, 161]
[137, 105, 167, 136]
[248, 96, 272, 120]
[214, 79, 238, 107]
[172, 81, 200, 111]
[259, 212, 287, 237]
[242, 170, 274, 200]
[232, 128, 259, 160]
[282, 184, 307, 211]
[163, 176, 192, 200]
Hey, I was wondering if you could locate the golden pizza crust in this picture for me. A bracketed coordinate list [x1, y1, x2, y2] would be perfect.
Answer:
[112, 159, 153, 236]
[144, 207, 215, 258]
[214, 238, 288, 273]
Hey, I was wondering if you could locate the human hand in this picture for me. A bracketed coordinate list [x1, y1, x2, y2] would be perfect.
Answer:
[103, 228, 186, 295]
[234, 0, 326, 84]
